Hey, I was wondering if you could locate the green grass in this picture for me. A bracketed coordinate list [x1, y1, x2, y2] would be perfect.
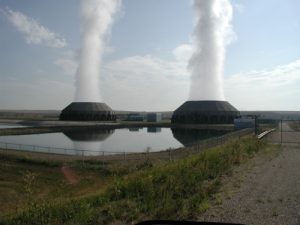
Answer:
[0, 135, 271, 225]
[0, 153, 112, 218]
[0, 153, 61, 167]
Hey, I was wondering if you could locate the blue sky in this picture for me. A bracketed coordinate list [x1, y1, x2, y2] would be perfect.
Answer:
[0, 0, 299, 111]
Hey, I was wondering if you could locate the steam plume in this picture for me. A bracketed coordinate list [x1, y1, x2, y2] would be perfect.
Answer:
[188, 0, 234, 101]
[75, 0, 120, 102]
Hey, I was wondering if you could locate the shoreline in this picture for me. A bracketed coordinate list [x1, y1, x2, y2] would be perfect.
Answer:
[0, 119, 234, 136]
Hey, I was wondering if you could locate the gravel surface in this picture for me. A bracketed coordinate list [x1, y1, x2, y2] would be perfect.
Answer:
[199, 122, 300, 225]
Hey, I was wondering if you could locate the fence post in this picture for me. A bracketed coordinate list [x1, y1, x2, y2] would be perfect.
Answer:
[102, 151, 105, 166]
[280, 120, 283, 144]
[82, 150, 84, 166]
[169, 148, 171, 161]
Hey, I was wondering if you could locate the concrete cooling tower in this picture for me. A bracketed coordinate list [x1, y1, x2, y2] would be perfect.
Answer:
[171, 100, 240, 124]
[59, 102, 116, 121]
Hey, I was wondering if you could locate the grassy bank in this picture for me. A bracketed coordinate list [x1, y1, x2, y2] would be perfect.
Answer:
[0, 135, 275, 225]
[0, 153, 114, 218]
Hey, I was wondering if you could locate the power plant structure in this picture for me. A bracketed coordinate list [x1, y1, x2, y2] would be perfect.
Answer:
[172, 100, 240, 124]
[59, 102, 116, 121]
[63, 128, 114, 141]
[171, 128, 229, 146]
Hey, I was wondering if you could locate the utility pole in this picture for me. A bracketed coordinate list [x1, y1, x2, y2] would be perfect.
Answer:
[280, 119, 283, 144]
[254, 115, 258, 135]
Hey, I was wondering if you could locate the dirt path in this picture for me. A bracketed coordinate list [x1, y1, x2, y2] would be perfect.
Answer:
[199, 123, 300, 225]
[61, 165, 80, 184]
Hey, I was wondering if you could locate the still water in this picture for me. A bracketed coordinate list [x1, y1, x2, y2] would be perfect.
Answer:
[0, 127, 229, 156]
[0, 123, 28, 129]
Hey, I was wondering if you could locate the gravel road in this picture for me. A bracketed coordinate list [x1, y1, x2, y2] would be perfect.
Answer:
[199, 122, 300, 225]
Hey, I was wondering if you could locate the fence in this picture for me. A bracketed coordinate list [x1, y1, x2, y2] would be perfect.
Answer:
[267, 120, 300, 144]
[0, 128, 254, 163]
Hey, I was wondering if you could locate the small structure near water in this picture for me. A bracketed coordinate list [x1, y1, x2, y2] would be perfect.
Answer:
[126, 114, 144, 121]
[147, 113, 162, 122]
[234, 118, 255, 130]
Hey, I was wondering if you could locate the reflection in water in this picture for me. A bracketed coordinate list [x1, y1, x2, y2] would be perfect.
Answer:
[63, 129, 114, 141]
[147, 127, 161, 133]
[171, 128, 229, 146]
[0, 123, 28, 129]
[0, 127, 233, 156]
[63, 129, 114, 156]
[128, 128, 141, 132]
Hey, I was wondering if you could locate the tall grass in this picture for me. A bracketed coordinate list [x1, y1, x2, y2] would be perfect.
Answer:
[1, 135, 265, 225]
[0, 153, 61, 167]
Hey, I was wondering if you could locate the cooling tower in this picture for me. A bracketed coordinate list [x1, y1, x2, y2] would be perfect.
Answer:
[63, 129, 114, 141]
[171, 128, 229, 146]
[172, 101, 240, 124]
[59, 102, 116, 121]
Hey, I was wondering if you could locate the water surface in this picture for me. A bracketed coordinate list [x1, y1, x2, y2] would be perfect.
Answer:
[0, 127, 229, 156]
[0, 123, 28, 129]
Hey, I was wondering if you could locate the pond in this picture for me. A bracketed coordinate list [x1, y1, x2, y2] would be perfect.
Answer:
[0, 123, 28, 129]
[0, 127, 229, 156]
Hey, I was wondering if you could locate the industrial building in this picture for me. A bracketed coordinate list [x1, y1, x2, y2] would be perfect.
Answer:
[126, 113, 144, 121]
[234, 118, 256, 130]
[147, 113, 162, 122]
[172, 100, 240, 124]
[59, 102, 115, 121]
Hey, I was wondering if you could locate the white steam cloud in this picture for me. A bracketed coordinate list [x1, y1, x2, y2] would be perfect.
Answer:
[2, 8, 66, 48]
[188, 0, 234, 101]
[75, 0, 121, 102]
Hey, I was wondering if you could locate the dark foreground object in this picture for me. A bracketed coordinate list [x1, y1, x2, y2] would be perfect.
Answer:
[172, 101, 240, 124]
[136, 220, 244, 225]
[59, 102, 116, 121]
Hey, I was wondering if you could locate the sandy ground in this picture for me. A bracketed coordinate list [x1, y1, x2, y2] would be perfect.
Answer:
[61, 165, 80, 184]
[199, 122, 300, 225]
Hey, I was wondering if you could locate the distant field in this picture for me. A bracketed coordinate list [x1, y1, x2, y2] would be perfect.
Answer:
[0, 110, 60, 120]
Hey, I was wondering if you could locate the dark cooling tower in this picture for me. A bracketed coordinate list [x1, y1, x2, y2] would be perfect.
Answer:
[172, 100, 240, 124]
[59, 102, 116, 121]
[171, 128, 229, 146]
[63, 129, 114, 141]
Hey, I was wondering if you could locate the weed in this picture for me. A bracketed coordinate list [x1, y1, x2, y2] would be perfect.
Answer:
[2, 135, 270, 225]
[214, 193, 223, 205]
[256, 198, 264, 204]
[272, 209, 279, 217]
[22, 171, 38, 198]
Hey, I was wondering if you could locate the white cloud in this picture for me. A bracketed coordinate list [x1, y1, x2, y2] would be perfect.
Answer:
[172, 44, 193, 62]
[55, 58, 78, 76]
[225, 60, 300, 110]
[3, 8, 66, 48]
[1, 39, 299, 111]
[100, 54, 189, 111]
[0, 77, 74, 110]
[54, 50, 78, 76]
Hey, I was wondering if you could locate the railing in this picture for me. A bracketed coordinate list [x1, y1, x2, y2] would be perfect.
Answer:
[257, 129, 275, 139]
[0, 128, 254, 162]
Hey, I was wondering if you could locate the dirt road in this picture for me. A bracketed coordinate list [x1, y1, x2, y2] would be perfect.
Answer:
[199, 122, 300, 225]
